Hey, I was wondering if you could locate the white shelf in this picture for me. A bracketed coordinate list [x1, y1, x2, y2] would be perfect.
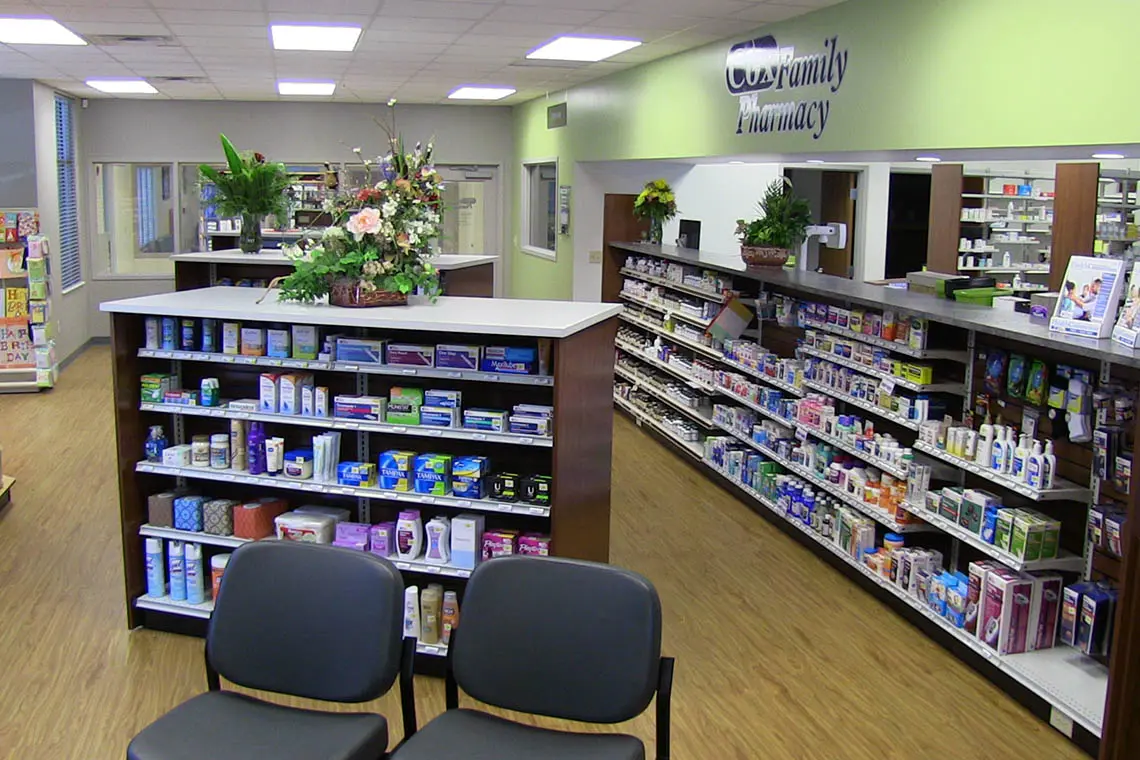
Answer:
[618, 291, 713, 328]
[704, 458, 1105, 737]
[415, 641, 448, 657]
[719, 356, 805, 397]
[897, 502, 1084, 572]
[712, 386, 794, 429]
[803, 380, 922, 431]
[962, 193, 1053, 202]
[392, 557, 472, 578]
[799, 346, 965, 395]
[618, 312, 723, 360]
[912, 441, 1091, 502]
[799, 423, 911, 480]
[619, 267, 726, 303]
[614, 364, 713, 427]
[135, 594, 214, 619]
[958, 267, 1049, 275]
[172, 251, 497, 272]
[137, 348, 554, 387]
[135, 461, 551, 517]
[614, 393, 704, 459]
[615, 339, 716, 392]
[139, 524, 251, 549]
[140, 403, 553, 448]
[987, 240, 1044, 245]
[802, 319, 964, 361]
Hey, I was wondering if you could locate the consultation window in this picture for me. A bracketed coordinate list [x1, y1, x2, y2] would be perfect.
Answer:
[522, 161, 557, 259]
[93, 162, 176, 277]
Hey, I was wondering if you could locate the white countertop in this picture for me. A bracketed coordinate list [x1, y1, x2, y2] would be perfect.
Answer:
[100, 286, 621, 338]
[171, 250, 498, 271]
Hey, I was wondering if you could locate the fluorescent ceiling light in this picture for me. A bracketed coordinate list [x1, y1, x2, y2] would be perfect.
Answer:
[527, 35, 641, 62]
[270, 24, 361, 52]
[0, 17, 85, 45]
[448, 85, 515, 101]
[1092, 152, 1125, 160]
[728, 160, 744, 164]
[86, 79, 157, 94]
[806, 159, 826, 164]
[915, 155, 942, 162]
[278, 80, 336, 96]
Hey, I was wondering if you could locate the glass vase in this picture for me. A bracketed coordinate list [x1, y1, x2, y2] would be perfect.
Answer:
[649, 218, 664, 246]
[238, 213, 263, 254]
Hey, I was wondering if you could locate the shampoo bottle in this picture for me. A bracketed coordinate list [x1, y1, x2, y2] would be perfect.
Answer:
[1026, 441, 1044, 489]
[247, 422, 266, 475]
[441, 590, 460, 646]
[424, 517, 451, 565]
[1043, 441, 1057, 489]
[168, 540, 186, 601]
[185, 542, 205, 604]
[396, 509, 424, 560]
[403, 585, 421, 640]
[1012, 434, 1029, 482]
[420, 585, 442, 645]
[145, 537, 165, 597]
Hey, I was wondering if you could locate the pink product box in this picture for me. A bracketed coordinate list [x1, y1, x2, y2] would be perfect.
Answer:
[979, 569, 1034, 655]
[518, 534, 551, 556]
[336, 522, 372, 548]
[482, 530, 518, 560]
[369, 522, 397, 558]
[332, 539, 368, 551]
[1028, 573, 1063, 651]
[386, 344, 435, 368]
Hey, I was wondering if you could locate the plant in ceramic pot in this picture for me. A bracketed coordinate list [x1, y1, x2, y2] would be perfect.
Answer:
[276, 136, 442, 307]
[199, 135, 291, 253]
[633, 178, 678, 245]
[735, 178, 813, 267]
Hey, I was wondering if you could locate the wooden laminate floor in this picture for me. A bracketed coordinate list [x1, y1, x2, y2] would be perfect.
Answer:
[0, 346, 1085, 759]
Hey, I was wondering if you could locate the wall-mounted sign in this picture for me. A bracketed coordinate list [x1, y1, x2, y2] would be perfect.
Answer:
[558, 185, 571, 235]
[547, 102, 567, 129]
[725, 34, 849, 139]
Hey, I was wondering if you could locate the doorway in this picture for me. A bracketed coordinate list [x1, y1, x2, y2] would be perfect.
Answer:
[436, 164, 502, 294]
[885, 172, 931, 279]
[785, 168, 859, 277]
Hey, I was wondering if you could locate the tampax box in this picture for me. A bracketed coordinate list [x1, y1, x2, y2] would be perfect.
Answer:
[378, 450, 414, 491]
[450, 513, 485, 569]
[452, 456, 489, 499]
[336, 461, 376, 488]
[414, 453, 453, 496]
[979, 568, 1034, 655]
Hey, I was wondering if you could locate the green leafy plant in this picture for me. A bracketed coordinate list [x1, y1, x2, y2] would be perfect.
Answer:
[735, 178, 813, 249]
[632, 178, 678, 224]
[198, 135, 291, 220]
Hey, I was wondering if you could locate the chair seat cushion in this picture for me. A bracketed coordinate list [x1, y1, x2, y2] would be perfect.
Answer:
[391, 708, 644, 760]
[127, 690, 388, 760]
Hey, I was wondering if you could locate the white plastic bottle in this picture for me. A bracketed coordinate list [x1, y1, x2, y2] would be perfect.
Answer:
[1026, 441, 1044, 489]
[976, 418, 994, 466]
[168, 540, 186, 601]
[1043, 441, 1057, 489]
[145, 538, 165, 598]
[396, 509, 424, 561]
[1002, 428, 1016, 475]
[1011, 434, 1029, 482]
[403, 585, 421, 640]
[185, 543, 205, 604]
[424, 517, 451, 565]
[990, 426, 1006, 473]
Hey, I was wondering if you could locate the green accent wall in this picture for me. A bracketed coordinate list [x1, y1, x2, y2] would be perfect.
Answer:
[510, 0, 1140, 298]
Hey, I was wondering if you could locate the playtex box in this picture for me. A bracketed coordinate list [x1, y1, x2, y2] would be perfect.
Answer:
[414, 453, 453, 495]
[481, 345, 537, 375]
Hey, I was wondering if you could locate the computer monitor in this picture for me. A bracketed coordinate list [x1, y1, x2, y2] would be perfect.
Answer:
[677, 219, 701, 249]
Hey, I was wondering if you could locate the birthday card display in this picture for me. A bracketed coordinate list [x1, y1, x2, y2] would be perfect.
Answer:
[1050, 256, 1125, 340]
[0, 318, 33, 368]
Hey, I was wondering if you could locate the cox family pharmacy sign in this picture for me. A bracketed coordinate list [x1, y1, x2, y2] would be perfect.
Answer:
[726, 34, 849, 139]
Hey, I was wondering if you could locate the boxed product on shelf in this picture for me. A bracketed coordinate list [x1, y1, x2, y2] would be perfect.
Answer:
[519, 534, 551, 556]
[275, 511, 335, 543]
[333, 522, 371, 551]
[452, 456, 489, 499]
[520, 474, 551, 506]
[489, 472, 518, 501]
[162, 445, 192, 467]
[334, 395, 386, 421]
[413, 453, 453, 495]
[141, 373, 177, 403]
[420, 405, 459, 427]
[259, 373, 281, 413]
[386, 343, 435, 368]
[267, 328, 290, 358]
[279, 373, 314, 415]
[378, 451, 414, 491]
[436, 344, 480, 370]
[147, 491, 177, 527]
[241, 327, 266, 356]
[464, 408, 506, 432]
[481, 345, 536, 375]
[1078, 586, 1118, 656]
[336, 461, 376, 488]
[335, 337, 385, 364]
[203, 499, 237, 536]
[482, 529, 519, 559]
[173, 495, 206, 532]
[451, 513, 485, 569]
[387, 387, 423, 425]
[292, 324, 318, 360]
[425, 389, 461, 408]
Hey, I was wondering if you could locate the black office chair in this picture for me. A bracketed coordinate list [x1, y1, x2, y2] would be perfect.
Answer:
[127, 541, 417, 760]
[392, 555, 674, 760]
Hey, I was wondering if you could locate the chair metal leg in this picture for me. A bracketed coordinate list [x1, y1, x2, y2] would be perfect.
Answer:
[656, 656, 675, 760]
[205, 648, 221, 692]
[399, 637, 418, 740]
[444, 629, 460, 710]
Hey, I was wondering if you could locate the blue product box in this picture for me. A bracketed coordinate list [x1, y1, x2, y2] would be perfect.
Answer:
[378, 451, 414, 491]
[173, 495, 205, 532]
[436, 344, 480, 370]
[509, 414, 550, 436]
[421, 405, 459, 428]
[425, 389, 462, 408]
[336, 461, 376, 488]
[480, 345, 537, 375]
[335, 338, 385, 365]
[463, 409, 507, 432]
[452, 456, 489, 499]
[414, 453, 453, 495]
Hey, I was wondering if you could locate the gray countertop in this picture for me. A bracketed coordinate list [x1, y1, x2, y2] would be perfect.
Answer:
[612, 242, 1140, 368]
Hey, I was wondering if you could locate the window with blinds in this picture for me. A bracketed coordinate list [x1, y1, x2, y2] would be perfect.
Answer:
[55, 94, 82, 290]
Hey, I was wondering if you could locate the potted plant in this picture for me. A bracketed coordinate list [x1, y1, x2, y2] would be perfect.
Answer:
[276, 136, 443, 307]
[199, 135, 291, 253]
[734, 178, 813, 267]
[633, 178, 678, 245]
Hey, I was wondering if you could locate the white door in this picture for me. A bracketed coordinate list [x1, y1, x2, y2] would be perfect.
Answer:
[436, 165, 502, 296]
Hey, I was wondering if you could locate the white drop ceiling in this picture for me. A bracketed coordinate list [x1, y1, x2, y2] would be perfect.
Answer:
[0, 0, 843, 103]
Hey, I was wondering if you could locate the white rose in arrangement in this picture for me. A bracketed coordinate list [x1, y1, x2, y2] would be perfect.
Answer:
[345, 207, 382, 240]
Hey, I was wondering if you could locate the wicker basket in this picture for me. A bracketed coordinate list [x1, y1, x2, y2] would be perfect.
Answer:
[329, 278, 408, 308]
[740, 245, 791, 267]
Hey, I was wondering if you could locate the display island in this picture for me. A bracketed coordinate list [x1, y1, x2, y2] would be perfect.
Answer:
[101, 287, 619, 662]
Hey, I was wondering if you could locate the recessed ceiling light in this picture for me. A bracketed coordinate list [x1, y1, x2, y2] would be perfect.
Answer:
[728, 160, 744, 165]
[915, 156, 942, 162]
[527, 35, 641, 62]
[278, 80, 336, 96]
[448, 85, 516, 101]
[806, 159, 826, 164]
[270, 24, 361, 52]
[86, 79, 157, 94]
[1092, 153, 1126, 160]
[0, 17, 85, 45]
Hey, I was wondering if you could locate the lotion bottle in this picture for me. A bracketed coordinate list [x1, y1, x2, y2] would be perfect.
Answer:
[1012, 434, 1029, 482]
[1026, 441, 1044, 489]
[403, 585, 421, 640]
[976, 417, 994, 466]
[396, 509, 424, 560]
[990, 426, 1006, 472]
[419, 585, 442, 645]
[424, 517, 451, 565]
[1002, 428, 1016, 475]
[1043, 441, 1057, 489]
[441, 591, 460, 646]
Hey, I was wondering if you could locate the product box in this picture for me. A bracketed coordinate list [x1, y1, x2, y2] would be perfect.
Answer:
[1077, 587, 1116, 656]
[436, 344, 480, 370]
[259, 373, 282, 413]
[482, 529, 519, 560]
[386, 343, 435, 368]
[315, 387, 330, 418]
[424, 389, 462, 409]
[518, 533, 551, 556]
[463, 409, 507, 433]
[509, 414, 551, 437]
[979, 568, 1034, 655]
[420, 405, 459, 428]
[291, 325, 318, 360]
[331, 520, 369, 548]
[378, 451, 414, 491]
[1027, 572, 1063, 651]
[228, 398, 258, 413]
[302, 385, 315, 417]
[267, 328, 291, 359]
[369, 522, 397, 558]
[140, 373, 177, 403]
[295, 505, 351, 524]
[335, 337, 385, 365]
[147, 491, 178, 528]
[275, 512, 335, 543]
[980, 505, 1000, 544]
[413, 453, 453, 496]
[233, 498, 288, 540]
[1059, 583, 1090, 646]
[162, 444, 192, 467]
[481, 345, 537, 375]
[520, 474, 551, 506]
[993, 508, 1016, 551]
[222, 322, 241, 355]
[173, 495, 205, 533]
[386, 387, 424, 425]
[901, 363, 933, 385]
[452, 456, 489, 500]
[241, 327, 266, 357]
[336, 461, 376, 488]
[203, 499, 237, 536]
[966, 560, 1001, 636]
[1088, 505, 1106, 548]
[279, 373, 313, 416]
[1106, 511, 1127, 556]
[938, 487, 963, 523]
[489, 472, 519, 502]
[334, 395, 387, 422]
[450, 513, 485, 569]
[513, 403, 553, 419]
[1114, 454, 1132, 494]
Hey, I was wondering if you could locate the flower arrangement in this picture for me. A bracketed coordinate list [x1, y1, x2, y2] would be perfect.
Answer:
[632, 178, 679, 244]
[276, 134, 443, 307]
[735, 178, 812, 266]
[199, 135, 291, 252]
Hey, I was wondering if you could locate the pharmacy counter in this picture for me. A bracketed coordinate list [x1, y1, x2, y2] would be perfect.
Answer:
[172, 250, 498, 298]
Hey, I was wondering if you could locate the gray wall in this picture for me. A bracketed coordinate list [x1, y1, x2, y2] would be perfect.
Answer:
[0, 79, 38, 208]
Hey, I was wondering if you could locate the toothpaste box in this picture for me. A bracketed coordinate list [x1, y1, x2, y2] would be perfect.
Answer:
[259, 373, 282, 413]
[450, 513, 485, 569]
[414, 453, 453, 495]
[510, 414, 551, 437]
[386, 343, 435, 368]
[279, 373, 314, 415]
[291, 324, 318, 360]
[979, 568, 1034, 655]
[481, 345, 537, 375]
[1027, 572, 1063, 651]
[421, 405, 459, 428]
[386, 387, 424, 425]
[436, 344, 480, 370]
[452, 456, 489, 499]
[425, 389, 462, 409]
[378, 450, 414, 491]
[334, 395, 387, 422]
[336, 461, 376, 488]
[267, 328, 291, 358]
[463, 408, 507, 432]
[335, 337, 385, 365]
[241, 327, 266, 356]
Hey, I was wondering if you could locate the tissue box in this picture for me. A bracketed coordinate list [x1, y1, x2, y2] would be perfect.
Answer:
[292, 324, 318, 360]
[234, 498, 288, 539]
[450, 513, 485, 569]
[378, 451, 414, 491]
[436, 344, 480, 370]
[173, 495, 205, 532]
[369, 522, 397, 558]
[452, 456, 489, 499]
[335, 337, 385, 364]
[481, 345, 537, 375]
[275, 512, 335, 543]
[386, 343, 435, 368]
[203, 499, 237, 536]
[147, 492, 177, 527]
[414, 453, 453, 495]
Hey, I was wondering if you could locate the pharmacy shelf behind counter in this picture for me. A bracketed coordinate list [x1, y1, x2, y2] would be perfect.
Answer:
[101, 288, 620, 648]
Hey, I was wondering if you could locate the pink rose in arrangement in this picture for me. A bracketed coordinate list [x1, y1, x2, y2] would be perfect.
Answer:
[345, 207, 382, 240]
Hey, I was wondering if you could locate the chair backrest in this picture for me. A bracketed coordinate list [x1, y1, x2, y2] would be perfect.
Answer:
[452, 555, 661, 723]
[206, 541, 404, 703]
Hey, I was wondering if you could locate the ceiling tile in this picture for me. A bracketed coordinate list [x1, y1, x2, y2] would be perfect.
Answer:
[367, 16, 476, 34]
[148, 0, 263, 8]
[587, 12, 707, 32]
[38, 6, 164, 22]
[265, 0, 384, 12]
[619, 0, 754, 16]
[502, 0, 626, 10]
[166, 25, 268, 39]
[363, 29, 464, 45]
[483, 6, 604, 25]
[266, 13, 374, 26]
[733, 3, 817, 23]
[156, 10, 267, 27]
[378, 0, 496, 21]
[467, 21, 573, 40]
